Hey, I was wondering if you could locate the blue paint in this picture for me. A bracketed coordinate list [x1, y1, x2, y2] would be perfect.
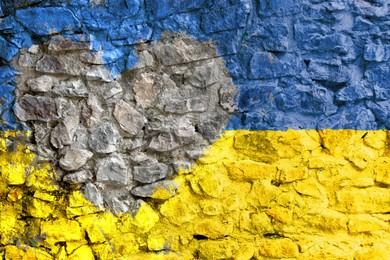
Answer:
[15, 7, 81, 36]
[0, 36, 18, 61]
[0, 0, 388, 131]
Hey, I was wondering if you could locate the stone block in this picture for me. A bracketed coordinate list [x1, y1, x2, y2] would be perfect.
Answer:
[15, 7, 80, 36]
[26, 75, 53, 93]
[367, 100, 390, 127]
[53, 79, 88, 97]
[148, 132, 180, 152]
[373, 84, 390, 101]
[308, 61, 350, 83]
[41, 219, 83, 241]
[201, 6, 248, 34]
[275, 84, 337, 116]
[50, 121, 78, 149]
[245, 18, 289, 52]
[294, 178, 326, 198]
[63, 170, 93, 184]
[335, 187, 390, 213]
[365, 63, 389, 89]
[0, 66, 15, 85]
[336, 83, 373, 102]
[107, 0, 142, 17]
[133, 163, 168, 184]
[194, 218, 233, 239]
[198, 239, 239, 260]
[131, 180, 178, 200]
[374, 157, 390, 185]
[249, 52, 304, 79]
[301, 210, 348, 233]
[95, 154, 130, 185]
[364, 43, 387, 62]
[318, 105, 377, 129]
[259, 238, 299, 258]
[248, 180, 282, 208]
[348, 214, 388, 233]
[0, 35, 18, 62]
[223, 160, 277, 181]
[82, 183, 104, 208]
[113, 101, 146, 135]
[14, 94, 58, 122]
[88, 122, 119, 153]
[59, 148, 93, 171]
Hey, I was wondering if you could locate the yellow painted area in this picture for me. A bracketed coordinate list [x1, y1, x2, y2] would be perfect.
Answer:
[1, 130, 390, 259]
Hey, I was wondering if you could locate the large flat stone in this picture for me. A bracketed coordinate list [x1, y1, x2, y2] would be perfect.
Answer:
[15, 7, 80, 36]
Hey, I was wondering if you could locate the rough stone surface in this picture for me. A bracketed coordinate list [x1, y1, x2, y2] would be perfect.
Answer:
[133, 163, 169, 184]
[95, 154, 130, 185]
[59, 148, 93, 171]
[26, 75, 53, 93]
[12, 34, 234, 213]
[113, 100, 146, 135]
[1, 0, 390, 259]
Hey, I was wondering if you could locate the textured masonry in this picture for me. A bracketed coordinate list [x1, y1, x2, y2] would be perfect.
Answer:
[0, 0, 390, 259]
[12, 34, 235, 214]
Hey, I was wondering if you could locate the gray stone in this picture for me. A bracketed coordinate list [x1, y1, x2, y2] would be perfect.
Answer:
[113, 100, 146, 135]
[109, 197, 130, 215]
[89, 122, 119, 153]
[95, 154, 130, 185]
[33, 123, 50, 143]
[129, 152, 157, 165]
[119, 138, 146, 151]
[163, 96, 209, 114]
[50, 122, 76, 149]
[197, 113, 228, 142]
[14, 94, 58, 122]
[26, 75, 53, 92]
[55, 98, 80, 119]
[85, 66, 113, 82]
[70, 126, 89, 150]
[83, 182, 104, 208]
[63, 170, 93, 184]
[131, 180, 178, 199]
[186, 149, 205, 160]
[50, 104, 79, 149]
[29, 144, 56, 162]
[172, 118, 196, 144]
[148, 132, 180, 152]
[36, 56, 67, 74]
[133, 163, 169, 184]
[135, 50, 155, 68]
[101, 81, 123, 100]
[82, 95, 104, 127]
[133, 73, 161, 108]
[184, 61, 224, 88]
[59, 148, 93, 171]
[172, 161, 193, 173]
[53, 79, 88, 97]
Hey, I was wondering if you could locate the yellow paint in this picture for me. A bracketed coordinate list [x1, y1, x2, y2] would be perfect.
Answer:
[1, 130, 390, 259]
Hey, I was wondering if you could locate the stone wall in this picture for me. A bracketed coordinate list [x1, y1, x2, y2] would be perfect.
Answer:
[0, 0, 389, 259]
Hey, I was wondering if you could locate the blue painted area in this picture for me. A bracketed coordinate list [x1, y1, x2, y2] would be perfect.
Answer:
[0, 0, 389, 130]
[15, 7, 81, 36]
